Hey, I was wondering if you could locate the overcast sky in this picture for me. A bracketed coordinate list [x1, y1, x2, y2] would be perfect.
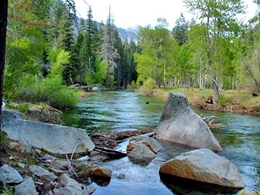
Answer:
[74, 0, 258, 29]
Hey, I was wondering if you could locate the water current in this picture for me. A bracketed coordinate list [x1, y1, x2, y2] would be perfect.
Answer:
[61, 90, 260, 195]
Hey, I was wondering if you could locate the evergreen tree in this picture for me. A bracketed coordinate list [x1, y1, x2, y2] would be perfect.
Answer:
[100, 7, 119, 88]
[172, 13, 188, 46]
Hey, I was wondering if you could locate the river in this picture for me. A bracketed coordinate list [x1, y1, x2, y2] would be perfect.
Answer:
[61, 90, 260, 195]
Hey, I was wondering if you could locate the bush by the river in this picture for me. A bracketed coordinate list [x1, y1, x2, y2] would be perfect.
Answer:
[11, 75, 78, 109]
[138, 78, 156, 96]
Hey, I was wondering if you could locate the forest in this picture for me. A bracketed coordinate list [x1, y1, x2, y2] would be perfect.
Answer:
[2, 0, 260, 109]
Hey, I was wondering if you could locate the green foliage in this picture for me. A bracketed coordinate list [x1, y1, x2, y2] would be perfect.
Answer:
[17, 103, 29, 113]
[94, 60, 108, 85]
[0, 131, 9, 151]
[139, 78, 156, 96]
[172, 13, 188, 46]
[240, 189, 260, 195]
[48, 49, 70, 77]
[218, 94, 233, 106]
[135, 21, 180, 88]
[0, 180, 15, 195]
[18, 76, 78, 109]
[84, 70, 95, 86]
[127, 80, 138, 90]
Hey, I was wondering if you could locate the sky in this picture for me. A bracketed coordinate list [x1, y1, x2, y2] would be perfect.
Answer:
[74, 0, 258, 29]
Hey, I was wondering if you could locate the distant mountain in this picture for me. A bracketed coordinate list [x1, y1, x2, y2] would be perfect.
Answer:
[74, 17, 139, 43]
[117, 27, 139, 43]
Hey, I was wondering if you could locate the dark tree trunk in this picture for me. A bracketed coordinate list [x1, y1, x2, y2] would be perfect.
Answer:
[0, 0, 8, 123]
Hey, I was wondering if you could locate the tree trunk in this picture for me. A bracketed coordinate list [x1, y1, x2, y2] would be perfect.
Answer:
[212, 72, 219, 103]
[0, 0, 8, 121]
[0, 0, 8, 158]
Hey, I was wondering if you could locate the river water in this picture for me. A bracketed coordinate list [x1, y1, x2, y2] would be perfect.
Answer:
[61, 90, 260, 195]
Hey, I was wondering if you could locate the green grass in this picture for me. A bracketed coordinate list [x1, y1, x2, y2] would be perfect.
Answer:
[152, 87, 260, 112]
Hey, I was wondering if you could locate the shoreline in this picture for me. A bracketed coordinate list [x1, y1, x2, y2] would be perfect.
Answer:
[150, 88, 260, 117]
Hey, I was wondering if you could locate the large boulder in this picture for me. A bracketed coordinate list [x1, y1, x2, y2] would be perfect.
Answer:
[159, 148, 246, 189]
[2, 110, 95, 155]
[155, 92, 222, 152]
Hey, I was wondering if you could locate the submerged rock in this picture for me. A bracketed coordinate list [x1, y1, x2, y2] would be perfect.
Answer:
[159, 148, 246, 189]
[156, 92, 223, 152]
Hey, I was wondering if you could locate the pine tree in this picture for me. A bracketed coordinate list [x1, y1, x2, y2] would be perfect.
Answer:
[172, 13, 188, 46]
[100, 7, 120, 88]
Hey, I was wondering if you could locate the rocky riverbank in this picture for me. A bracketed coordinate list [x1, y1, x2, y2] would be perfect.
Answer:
[0, 90, 257, 194]
[0, 109, 158, 194]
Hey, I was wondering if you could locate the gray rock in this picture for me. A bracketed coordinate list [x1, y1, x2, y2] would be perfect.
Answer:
[59, 174, 82, 195]
[1, 110, 22, 121]
[15, 177, 38, 195]
[0, 164, 23, 184]
[82, 185, 96, 195]
[129, 135, 163, 153]
[2, 110, 95, 155]
[29, 165, 57, 182]
[53, 187, 74, 195]
[126, 135, 162, 165]
[127, 143, 156, 165]
[117, 173, 126, 179]
[156, 92, 223, 152]
[159, 148, 246, 188]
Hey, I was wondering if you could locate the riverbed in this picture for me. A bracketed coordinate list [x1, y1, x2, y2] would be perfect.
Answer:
[61, 90, 260, 194]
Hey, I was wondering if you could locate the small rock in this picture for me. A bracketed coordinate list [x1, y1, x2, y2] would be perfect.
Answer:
[29, 165, 57, 182]
[15, 177, 38, 195]
[17, 163, 26, 169]
[91, 167, 112, 178]
[0, 164, 23, 184]
[53, 187, 74, 195]
[82, 185, 96, 195]
[117, 173, 126, 179]
[126, 135, 162, 165]
[127, 143, 156, 165]
[59, 174, 82, 195]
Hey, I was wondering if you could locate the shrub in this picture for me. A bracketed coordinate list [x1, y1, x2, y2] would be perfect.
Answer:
[139, 78, 156, 96]
[18, 75, 78, 109]
[218, 94, 233, 106]
[127, 80, 138, 90]
[17, 103, 29, 113]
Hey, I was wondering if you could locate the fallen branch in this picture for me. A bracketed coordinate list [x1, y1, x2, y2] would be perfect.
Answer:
[94, 146, 127, 158]
[66, 154, 78, 178]
[70, 138, 81, 161]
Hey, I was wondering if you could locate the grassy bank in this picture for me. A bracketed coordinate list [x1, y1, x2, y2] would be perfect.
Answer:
[150, 87, 260, 116]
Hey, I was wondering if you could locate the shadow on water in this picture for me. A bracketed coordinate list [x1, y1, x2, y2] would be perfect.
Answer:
[62, 90, 260, 194]
[160, 173, 242, 195]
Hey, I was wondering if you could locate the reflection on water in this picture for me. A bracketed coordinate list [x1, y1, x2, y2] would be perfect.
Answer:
[62, 90, 164, 132]
[62, 90, 260, 194]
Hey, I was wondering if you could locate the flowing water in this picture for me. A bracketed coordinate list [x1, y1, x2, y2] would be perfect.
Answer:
[61, 90, 260, 195]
